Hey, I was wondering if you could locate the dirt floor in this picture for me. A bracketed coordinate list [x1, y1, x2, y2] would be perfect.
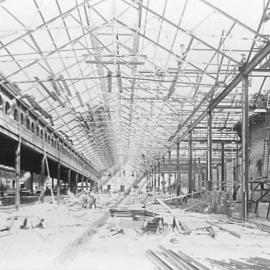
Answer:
[1, 192, 270, 270]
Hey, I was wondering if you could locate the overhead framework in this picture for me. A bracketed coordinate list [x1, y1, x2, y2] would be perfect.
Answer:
[0, 0, 270, 183]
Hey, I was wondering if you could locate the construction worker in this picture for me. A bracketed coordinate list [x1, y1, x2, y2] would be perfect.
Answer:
[82, 191, 88, 208]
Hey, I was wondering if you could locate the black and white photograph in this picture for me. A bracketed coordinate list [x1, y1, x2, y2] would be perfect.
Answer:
[0, 0, 270, 269]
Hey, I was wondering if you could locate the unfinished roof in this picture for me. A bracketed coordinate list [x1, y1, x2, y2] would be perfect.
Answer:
[0, 0, 270, 174]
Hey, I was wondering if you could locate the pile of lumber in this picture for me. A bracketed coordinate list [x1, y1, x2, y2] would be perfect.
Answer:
[146, 245, 210, 270]
[110, 208, 156, 218]
[208, 257, 270, 270]
[250, 221, 270, 234]
[206, 221, 241, 238]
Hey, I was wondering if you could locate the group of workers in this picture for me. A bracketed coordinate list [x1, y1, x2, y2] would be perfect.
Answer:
[81, 190, 97, 209]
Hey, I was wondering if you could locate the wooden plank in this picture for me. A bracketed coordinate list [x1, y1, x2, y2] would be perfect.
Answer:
[167, 247, 211, 270]
[207, 221, 241, 238]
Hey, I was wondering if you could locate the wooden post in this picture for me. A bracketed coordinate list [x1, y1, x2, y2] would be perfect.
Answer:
[75, 172, 78, 194]
[15, 141, 21, 210]
[85, 176, 89, 189]
[57, 162, 61, 201]
[30, 172, 34, 195]
[67, 168, 71, 191]
[40, 154, 46, 202]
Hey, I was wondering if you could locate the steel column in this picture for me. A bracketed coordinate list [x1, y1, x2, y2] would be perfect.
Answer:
[176, 142, 180, 191]
[198, 157, 202, 191]
[188, 130, 193, 193]
[154, 165, 157, 192]
[207, 111, 213, 191]
[168, 150, 171, 190]
[221, 143, 225, 191]
[162, 156, 165, 193]
[242, 74, 249, 221]
[151, 166, 154, 190]
[157, 160, 161, 191]
[236, 143, 239, 184]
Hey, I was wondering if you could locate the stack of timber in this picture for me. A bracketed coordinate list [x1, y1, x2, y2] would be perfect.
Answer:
[249, 221, 270, 234]
[208, 257, 270, 270]
[146, 245, 211, 270]
[110, 208, 156, 218]
[206, 221, 241, 238]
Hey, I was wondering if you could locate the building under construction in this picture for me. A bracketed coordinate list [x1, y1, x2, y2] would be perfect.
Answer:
[1, 1, 270, 269]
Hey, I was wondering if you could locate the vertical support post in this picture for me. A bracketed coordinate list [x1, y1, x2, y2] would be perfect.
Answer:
[157, 160, 161, 192]
[221, 143, 225, 191]
[154, 165, 156, 192]
[67, 168, 71, 192]
[162, 156, 165, 193]
[168, 150, 172, 192]
[176, 142, 180, 194]
[40, 154, 46, 202]
[236, 143, 239, 185]
[198, 157, 202, 191]
[146, 170, 149, 190]
[75, 173, 78, 194]
[207, 110, 213, 191]
[85, 176, 89, 189]
[216, 165, 220, 189]
[242, 74, 249, 221]
[15, 141, 21, 210]
[57, 162, 61, 201]
[151, 166, 154, 190]
[188, 130, 193, 193]
[30, 173, 34, 195]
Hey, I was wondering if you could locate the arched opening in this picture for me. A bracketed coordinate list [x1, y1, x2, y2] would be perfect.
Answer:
[40, 129, 43, 138]
[36, 125, 40, 136]
[0, 95, 3, 109]
[14, 108, 19, 121]
[20, 113, 24, 125]
[26, 118, 30, 129]
[31, 122, 35, 133]
[45, 133, 47, 142]
[5, 102, 10, 114]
